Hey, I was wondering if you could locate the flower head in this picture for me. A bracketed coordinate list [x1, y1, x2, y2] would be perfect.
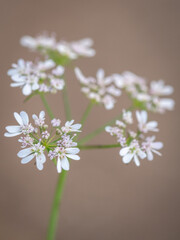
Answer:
[5, 111, 82, 173]
[142, 136, 163, 160]
[136, 110, 158, 133]
[75, 67, 121, 109]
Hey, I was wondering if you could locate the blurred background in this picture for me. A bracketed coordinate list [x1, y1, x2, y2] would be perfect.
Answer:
[0, 0, 180, 239]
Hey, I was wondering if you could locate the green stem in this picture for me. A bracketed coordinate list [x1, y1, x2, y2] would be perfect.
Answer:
[78, 144, 121, 150]
[62, 83, 71, 121]
[79, 106, 133, 145]
[46, 83, 72, 239]
[40, 93, 55, 120]
[46, 170, 68, 240]
[80, 102, 94, 127]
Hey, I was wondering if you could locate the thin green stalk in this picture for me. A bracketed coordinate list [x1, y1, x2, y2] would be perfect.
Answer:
[62, 83, 71, 120]
[46, 170, 68, 240]
[46, 83, 72, 239]
[78, 106, 133, 145]
[78, 144, 121, 150]
[40, 93, 55, 120]
[80, 102, 94, 127]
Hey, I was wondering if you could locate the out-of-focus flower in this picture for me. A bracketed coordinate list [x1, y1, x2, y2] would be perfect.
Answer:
[75, 67, 121, 109]
[136, 111, 158, 133]
[8, 59, 65, 96]
[142, 136, 163, 160]
[122, 109, 133, 124]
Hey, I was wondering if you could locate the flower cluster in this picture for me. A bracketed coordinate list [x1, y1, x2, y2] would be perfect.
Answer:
[75, 67, 121, 109]
[4, 111, 81, 172]
[8, 59, 65, 96]
[20, 34, 96, 59]
[114, 71, 174, 113]
[105, 110, 163, 166]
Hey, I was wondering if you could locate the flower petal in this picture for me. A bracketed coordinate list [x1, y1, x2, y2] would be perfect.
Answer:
[122, 153, 134, 164]
[4, 132, 22, 137]
[66, 148, 80, 154]
[14, 112, 23, 125]
[66, 154, 80, 160]
[21, 154, 34, 164]
[17, 148, 32, 158]
[22, 84, 32, 96]
[61, 156, 70, 170]
[134, 155, 140, 166]
[20, 111, 29, 125]
[5, 125, 21, 133]
[57, 157, 62, 173]
[120, 147, 130, 156]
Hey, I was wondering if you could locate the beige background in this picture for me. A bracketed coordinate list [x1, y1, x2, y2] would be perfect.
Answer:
[0, 0, 180, 239]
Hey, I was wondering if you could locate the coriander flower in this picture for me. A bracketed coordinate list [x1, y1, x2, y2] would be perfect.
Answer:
[122, 109, 133, 124]
[120, 140, 146, 166]
[17, 143, 46, 171]
[150, 80, 174, 96]
[136, 110, 158, 133]
[5, 111, 82, 173]
[4, 111, 33, 137]
[75, 67, 121, 110]
[142, 136, 163, 160]
[8, 59, 65, 96]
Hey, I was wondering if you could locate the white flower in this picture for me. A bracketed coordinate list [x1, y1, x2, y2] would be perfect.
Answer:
[142, 136, 163, 160]
[120, 140, 146, 167]
[8, 59, 39, 95]
[62, 120, 81, 133]
[136, 111, 158, 133]
[122, 109, 133, 124]
[4, 111, 33, 137]
[20, 34, 56, 50]
[150, 80, 174, 96]
[51, 118, 61, 127]
[8, 59, 65, 96]
[17, 143, 46, 171]
[49, 147, 80, 173]
[32, 111, 45, 127]
[75, 67, 121, 110]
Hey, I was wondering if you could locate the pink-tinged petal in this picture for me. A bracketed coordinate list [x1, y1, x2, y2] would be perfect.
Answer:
[22, 84, 32, 96]
[17, 148, 32, 158]
[4, 132, 21, 137]
[71, 124, 81, 131]
[20, 111, 29, 125]
[61, 157, 70, 170]
[21, 154, 34, 164]
[151, 142, 163, 150]
[79, 38, 93, 46]
[57, 157, 62, 173]
[66, 148, 80, 154]
[122, 153, 134, 164]
[32, 114, 38, 120]
[5, 125, 21, 133]
[66, 154, 80, 160]
[119, 147, 130, 156]
[14, 112, 23, 125]
[134, 155, 140, 166]
[147, 150, 153, 161]
[136, 111, 141, 123]
[74, 68, 86, 83]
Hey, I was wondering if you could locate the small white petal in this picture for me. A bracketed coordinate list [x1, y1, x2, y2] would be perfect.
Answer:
[141, 111, 147, 124]
[151, 142, 163, 149]
[120, 147, 130, 156]
[66, 154, 80, 160]
[22, 84, 32, 96]
[147, 150, 153, 161]
[134, 155, 140, 166]
[21, 154, 34, 164]
[57, 157, 62, 173]
[5, 125, 21, 133]
[17, 148, 32, 158]
[20, 111, 29, 125]
[66, 148, 80, 154]
[39, 111, 45, 119]
[4, 132, 22, 137]
[61, 156, 70, 170]
[122, 153, 134, 164]
[14, 112, 23, 125]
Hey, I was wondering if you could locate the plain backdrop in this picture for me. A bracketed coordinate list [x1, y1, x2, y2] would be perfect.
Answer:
[0, 0, 180, 239]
